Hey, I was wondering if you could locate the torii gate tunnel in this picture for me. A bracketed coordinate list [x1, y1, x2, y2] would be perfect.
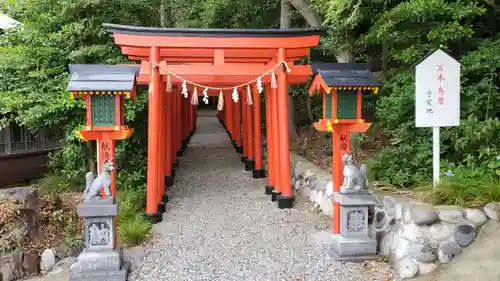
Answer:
[67, 23, 326, 223]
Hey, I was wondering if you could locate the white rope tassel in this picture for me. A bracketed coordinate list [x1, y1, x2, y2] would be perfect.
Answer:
[271, 71, 278, 89]
[148, 65, 156, 94]
[181, 80, 188, 98]
[232, 87, 239, 103]
[202, 88, 209, 104]
[246, 85, 253, 105]
[166, 73, 173, 92]
[283, 61, 291, 73]
[217, 90, 224, 111]
[257, 77, 263, 93]
[191, 87, 198, 105]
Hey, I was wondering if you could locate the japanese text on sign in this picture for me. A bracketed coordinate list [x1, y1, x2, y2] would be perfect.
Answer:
[415, 49, 460, 127]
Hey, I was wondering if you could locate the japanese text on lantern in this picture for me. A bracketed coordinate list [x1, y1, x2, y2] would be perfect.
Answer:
[437, 64, 445, 106]
[101, 140, 112, 163]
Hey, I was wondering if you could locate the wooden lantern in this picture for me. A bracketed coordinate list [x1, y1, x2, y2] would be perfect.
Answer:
[67, 65, 139, 141]
[66, 64, 140, 198]
[308, 62, 380, 235]
[309, 63, 379, 132]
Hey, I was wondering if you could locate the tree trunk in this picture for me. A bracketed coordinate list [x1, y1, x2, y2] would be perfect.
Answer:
[160, 0, 172, 27]
[281, 0, 299, 141]
[286, 0, 355, 63]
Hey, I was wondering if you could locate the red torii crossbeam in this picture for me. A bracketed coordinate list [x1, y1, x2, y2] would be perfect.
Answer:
[103, 23, 323, 222]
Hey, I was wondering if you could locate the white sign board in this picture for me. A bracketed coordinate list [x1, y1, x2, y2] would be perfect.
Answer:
[415, 49, 460, 127]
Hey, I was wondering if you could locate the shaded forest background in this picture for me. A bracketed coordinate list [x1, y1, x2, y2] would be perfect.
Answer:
[1, 0, 500, 202]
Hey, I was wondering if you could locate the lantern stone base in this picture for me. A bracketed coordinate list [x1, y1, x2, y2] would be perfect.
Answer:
[71, 199, 129, 281]
[144, 212, 163, 224]
[162, 194, 169, 204]
[278, 195, 295, 209]
[313, 231, 378, 262]
[252, 169, 266, 179]
[158, 202, 166, 213]
[165, 176, 173, 187]
[271, 191, 280, 202]
[245, 159, 255, 171]
[328, 192, 378, 261]
[265, 185, 274, 195]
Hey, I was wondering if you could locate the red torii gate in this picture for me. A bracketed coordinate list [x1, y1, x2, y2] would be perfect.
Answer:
[102, 24, 323, 222]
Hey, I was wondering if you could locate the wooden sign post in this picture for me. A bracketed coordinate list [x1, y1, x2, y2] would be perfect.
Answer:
[415, 49, 461, 186]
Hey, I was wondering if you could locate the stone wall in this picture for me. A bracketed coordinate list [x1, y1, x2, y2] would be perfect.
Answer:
[290, 152, 498, 279]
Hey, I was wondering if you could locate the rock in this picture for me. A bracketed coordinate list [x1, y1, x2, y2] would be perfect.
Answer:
[10, 249, 24, 280]
[383, 196, 397, 217]
[40, 249, 57, 272]
[439, 209, 464, 224]
[22, 252, 39, 274]
[438, 241, 461, 263]
[47, 257, 76, 276]
[293, 179, 301, 191]
[484, 202, 499, 220]
[453, 224, 477, 247]
[402, 207, 413, 224]
[315, 177, 328, 191]
[412, 259, 438, 275]
[409, 242, 437, 263]
[325, 181, 334, 197]
[428, 223, 455, 246]
[411, 205, 439, 226]
[396, 257, 419, 279]
[374, 210, 387, 229]
[464, 208, 487, 226]
[394, 237, 412, 261]
[401, 223, 428, 244]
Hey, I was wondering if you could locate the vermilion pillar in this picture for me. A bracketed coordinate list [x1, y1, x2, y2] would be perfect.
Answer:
[264, 85, 274, 194]
[241, 92, 248, 163]
[157, 81, 166, 213]
[176, 90, 182, 158]
[173, 88, 180, 166]
[245, 96, 255, 171]
[270, 83, 281, 201]
[234, 96, 242, 150]
[252, 84, 265, 178]
[276, 48, 293, 208]
[146, 46, 162, 222]
[165, 84, 174, 188]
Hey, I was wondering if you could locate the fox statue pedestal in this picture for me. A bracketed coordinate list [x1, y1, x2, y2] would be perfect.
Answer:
[314, 153, 378, 262]
[69, 198, 129, 281]
[329, 193, 378, 260]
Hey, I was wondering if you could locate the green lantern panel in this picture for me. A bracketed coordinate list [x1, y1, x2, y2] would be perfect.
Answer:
[91, 95, 116, 126]
[325, 94, 332, 120]
[336, 90, 358, 120]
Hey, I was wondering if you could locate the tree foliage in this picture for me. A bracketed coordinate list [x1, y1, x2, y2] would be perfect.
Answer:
[3, 0, 500, 190]
[318, 0, 500, 186]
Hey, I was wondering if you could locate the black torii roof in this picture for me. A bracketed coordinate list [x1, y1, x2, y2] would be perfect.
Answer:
[311, 62, 380, 88]
[66, 64, 140, 92]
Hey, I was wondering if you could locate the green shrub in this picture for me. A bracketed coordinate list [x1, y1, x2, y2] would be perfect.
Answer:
[419, 164, 500, 207]
[116, 189, 150, 247]
[36, 173, 83, 194]
[117, 215, 152, 247]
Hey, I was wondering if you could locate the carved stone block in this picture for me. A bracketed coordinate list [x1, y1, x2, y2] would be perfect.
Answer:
[84, 217, 114, 252]
[69, 199, 128, 281]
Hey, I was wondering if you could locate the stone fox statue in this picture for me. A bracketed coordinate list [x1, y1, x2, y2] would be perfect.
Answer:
[83, 161, 115, 201]
[340, 153, 370, 195]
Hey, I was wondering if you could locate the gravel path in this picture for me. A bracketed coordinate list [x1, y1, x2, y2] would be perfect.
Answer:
[127, 110, 398, 281]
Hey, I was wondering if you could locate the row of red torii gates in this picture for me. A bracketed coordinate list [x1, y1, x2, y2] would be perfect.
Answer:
[67, 24, 378, 235]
